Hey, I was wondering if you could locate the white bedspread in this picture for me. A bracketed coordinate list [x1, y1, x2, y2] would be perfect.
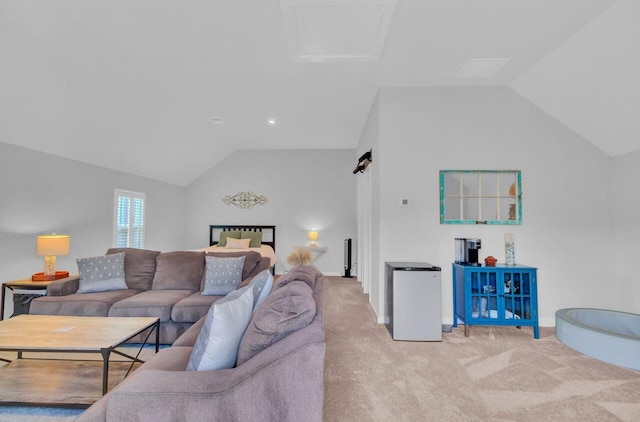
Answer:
[194, 244, 277, 267]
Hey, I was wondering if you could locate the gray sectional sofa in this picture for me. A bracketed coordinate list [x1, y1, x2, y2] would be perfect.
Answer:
[75, 265, 325, 422]
[30, 248, 270, 344]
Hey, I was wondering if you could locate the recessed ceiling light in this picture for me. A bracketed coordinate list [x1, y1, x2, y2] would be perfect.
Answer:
[209, 117, 224, 125]
[267, 119, 277, 126]
[456, 58, 512, 79]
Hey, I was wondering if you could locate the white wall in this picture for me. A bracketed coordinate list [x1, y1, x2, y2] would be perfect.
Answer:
[359, 86, 615, 327]
[0, 141, 186, 285]
[612, 150, 640, 312]
[184, 149, 357, 275]
[356, 95, 381, 314]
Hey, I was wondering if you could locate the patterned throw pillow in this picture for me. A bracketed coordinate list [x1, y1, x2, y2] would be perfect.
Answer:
[202, 256, 246, 295]
[77, 252, 128, 293]
[187, 286, 254, 371]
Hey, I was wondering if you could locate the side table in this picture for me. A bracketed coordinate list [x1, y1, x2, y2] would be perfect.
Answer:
[1, 279, 52, 320]
[294, 245, 328, 263]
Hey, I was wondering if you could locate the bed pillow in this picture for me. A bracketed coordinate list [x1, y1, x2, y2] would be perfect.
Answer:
[187, 286, 254, 371]
[225, 238, 251, 249]
[77, 252, 128, 293]
[240, 231, 262, 248]
[218, 230, 243, 247]
[202, 255, 246, 295]
[236, 280, 315, 365]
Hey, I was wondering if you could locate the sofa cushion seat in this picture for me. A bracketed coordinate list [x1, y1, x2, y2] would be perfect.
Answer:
[171, 292, 223, 323]
[108, 290, 193, 322]
[29, 289, 141, 317]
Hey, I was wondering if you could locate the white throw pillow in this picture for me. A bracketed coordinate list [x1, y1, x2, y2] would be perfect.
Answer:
[224, 237, 251, 249]
[187, 286, 254, 371]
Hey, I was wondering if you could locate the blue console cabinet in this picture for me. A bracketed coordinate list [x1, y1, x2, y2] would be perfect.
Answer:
[452, 263, 539, 339]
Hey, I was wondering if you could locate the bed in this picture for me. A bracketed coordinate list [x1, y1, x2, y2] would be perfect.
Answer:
[194, 225, 277, 268]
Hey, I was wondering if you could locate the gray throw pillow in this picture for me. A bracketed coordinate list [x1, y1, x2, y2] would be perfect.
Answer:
[187, 286, 254, 371]
[77, 252, 128, 293]
[202, 256, 246, 296]
[236, 280, 316, 366]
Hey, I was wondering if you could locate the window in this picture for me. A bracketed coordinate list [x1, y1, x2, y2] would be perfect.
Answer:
[440, 170, 522, 225]
[113, 189, 145, 248]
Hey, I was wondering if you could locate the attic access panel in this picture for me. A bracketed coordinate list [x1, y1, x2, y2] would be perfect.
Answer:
[279, 0, 398, 62]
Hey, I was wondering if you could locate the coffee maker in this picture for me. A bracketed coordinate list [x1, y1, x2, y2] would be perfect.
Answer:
[455, 238, 482, 266]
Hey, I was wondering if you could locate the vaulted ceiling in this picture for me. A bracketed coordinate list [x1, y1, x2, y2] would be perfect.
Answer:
[2, 0, 636, 186]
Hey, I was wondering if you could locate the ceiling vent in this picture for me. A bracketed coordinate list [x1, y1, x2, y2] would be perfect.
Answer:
[456, 58, 512, 79]
[279, 0, 398, 62]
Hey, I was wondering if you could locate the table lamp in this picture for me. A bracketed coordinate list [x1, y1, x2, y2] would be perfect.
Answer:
[33, 234, 71, 281]
[308, 231, 319, 246]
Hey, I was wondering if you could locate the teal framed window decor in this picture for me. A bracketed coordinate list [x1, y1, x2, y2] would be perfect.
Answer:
[440, 170, 522, 225]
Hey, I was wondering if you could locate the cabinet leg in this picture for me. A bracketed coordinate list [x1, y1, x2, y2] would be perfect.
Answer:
[464, 324, 469, 337]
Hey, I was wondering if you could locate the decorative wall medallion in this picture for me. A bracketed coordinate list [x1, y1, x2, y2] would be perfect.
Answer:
[222, 191, 268, 209]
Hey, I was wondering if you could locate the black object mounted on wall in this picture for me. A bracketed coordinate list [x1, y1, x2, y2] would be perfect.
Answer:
[353, 149, 372, 174]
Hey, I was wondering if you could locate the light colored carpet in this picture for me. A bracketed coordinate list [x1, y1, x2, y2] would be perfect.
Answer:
[3, 277, 639, 421]
[323, 276, 640, 422]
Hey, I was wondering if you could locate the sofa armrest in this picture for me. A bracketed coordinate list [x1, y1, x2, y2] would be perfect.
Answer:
[106, 336, 325, 422]
[47, 275, 80, 296]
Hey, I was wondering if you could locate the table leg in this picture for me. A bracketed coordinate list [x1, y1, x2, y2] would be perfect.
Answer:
[155, 320, 160, 353]
[0, 284, 7, 321]
[101, 349, 111, 395]
[464, 324, 470, 337]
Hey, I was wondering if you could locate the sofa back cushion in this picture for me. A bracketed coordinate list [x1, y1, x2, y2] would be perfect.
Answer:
[236, 280, 316, 366]
[106, 248, 161, 291]
[152, 251, 205, 291]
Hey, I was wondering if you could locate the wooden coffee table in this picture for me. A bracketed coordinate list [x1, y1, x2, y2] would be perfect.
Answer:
[0, 314, 159, 408]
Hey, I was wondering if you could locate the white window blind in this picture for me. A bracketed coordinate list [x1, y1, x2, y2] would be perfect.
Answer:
[113, 189, 145, 248]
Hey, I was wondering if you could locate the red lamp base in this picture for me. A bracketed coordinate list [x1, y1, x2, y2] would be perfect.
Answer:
[32, 271, 69, 282]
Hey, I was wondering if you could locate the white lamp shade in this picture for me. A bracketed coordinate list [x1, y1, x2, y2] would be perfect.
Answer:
[308, 231, 319, 242]
[37, 235, 70, 256]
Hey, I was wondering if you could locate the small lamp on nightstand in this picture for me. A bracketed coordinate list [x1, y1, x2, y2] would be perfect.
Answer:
[33, 234, 70, 281]
[308, 231, 319, 246]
